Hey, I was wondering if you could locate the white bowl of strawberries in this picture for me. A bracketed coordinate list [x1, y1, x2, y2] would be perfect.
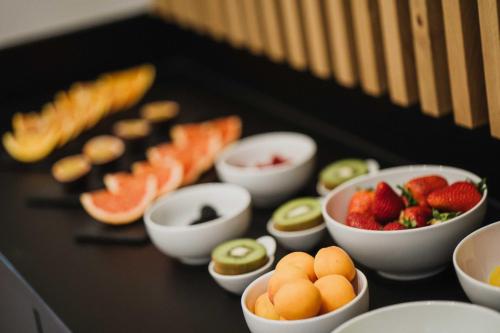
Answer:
[323, 165, 487, 280]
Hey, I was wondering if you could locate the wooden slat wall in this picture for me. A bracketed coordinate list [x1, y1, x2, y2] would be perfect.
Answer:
[324, 0, 358, 87]
[409, 0, 452, 117]
[280, 0, 308, 71]
[478, 0, 500, 138]
[242, 0, 265, 55]
[260, 0, 286, 62]
[378, 0, 418, 106]
[351, 0, 386, 96]
[442, 0, 488, 128]
[154, 0, 500, 139]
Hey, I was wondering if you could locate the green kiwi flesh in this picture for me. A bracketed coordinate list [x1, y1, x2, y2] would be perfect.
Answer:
[320, 159, 368, 190]
[212, 239, 268, 275]
[272, 197, 323, 231]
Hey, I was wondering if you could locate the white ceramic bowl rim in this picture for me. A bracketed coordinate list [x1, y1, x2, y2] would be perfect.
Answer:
[267, 219, 326, 237]
[453, 221, 500, 292]
[144, 183, 251, 231]
[217, 132, 317, 176]
[241, 268, 368, 325]
[332, 300, 500, 332]
[323, 165, 487, 235]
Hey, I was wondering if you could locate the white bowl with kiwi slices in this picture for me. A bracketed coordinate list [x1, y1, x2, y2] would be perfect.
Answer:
[209, 236, 277, 295]
[216, 132, 316, 207]
[144, 183, 251, 265]
[267, 197, 326, 251]
[317, 159, 380, 196]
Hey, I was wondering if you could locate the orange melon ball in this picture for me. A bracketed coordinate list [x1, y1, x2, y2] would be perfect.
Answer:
[314, 275, 356, 314]
[273, 279, 322, 320]
[268, 264, 309, 302]
[254, 293, 280, 320]
[276, 252, 316, 282]
[314, 246, 356, 281]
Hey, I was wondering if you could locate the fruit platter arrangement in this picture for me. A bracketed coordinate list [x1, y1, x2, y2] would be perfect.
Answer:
[3, 64, 500, 333]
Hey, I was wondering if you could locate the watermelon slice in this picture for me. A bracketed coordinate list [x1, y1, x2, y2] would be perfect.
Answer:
[80, 174, 157, 225]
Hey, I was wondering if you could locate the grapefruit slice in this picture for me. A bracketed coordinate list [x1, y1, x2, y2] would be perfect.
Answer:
[132, 158, 183, 197]
[208, 115, 242, 146]
[81, 174, 157, 225]
[170, 123, 223, 170]
[147, 143, 204, 186]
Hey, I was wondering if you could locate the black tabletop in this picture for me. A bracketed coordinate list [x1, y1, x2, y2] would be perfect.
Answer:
[1, 58, 499, 333]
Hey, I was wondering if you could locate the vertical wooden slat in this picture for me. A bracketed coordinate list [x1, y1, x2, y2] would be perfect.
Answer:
[206, 0, 228, 41]
[280, 0, 307, 71]
[378, 0, 418, 106]
[478, 0, 500, 138]
[242, 0, 265, 54]
[351, 0, 386, 96]
[442, 0, 488, 128]
[409, 0, 451, 117]
[301, 0, 331, 79]
[324, 0, 358, 87]
[260, 0, 286, 62]
[153, 0, 172, 21]
[224, 0, 247, 48]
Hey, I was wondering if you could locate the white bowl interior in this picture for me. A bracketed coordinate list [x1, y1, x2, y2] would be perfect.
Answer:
[325, 165, 483, 226]
[148, 183, 250, 227]
[333, 301, 500, 333]
[221, 132, 316, 171]
[455, 222, 500, 284]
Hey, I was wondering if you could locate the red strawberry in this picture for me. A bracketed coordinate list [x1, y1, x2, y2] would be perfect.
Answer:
[348, 190, 374, 215]
[383, 221, 407, 231]
[399, 206, 432, 228]
[373, 182, 404, 223]
[346, 212, 381, 230]
[427, 181, 483, 212]
[400, 175, 448, 207]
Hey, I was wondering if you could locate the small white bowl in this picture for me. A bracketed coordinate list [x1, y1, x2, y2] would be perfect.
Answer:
[215, 132, 317, 207]
[209, 236, 277, 295]
[453, 221, 500, 311]
[267, 219, 326, 251]
[323, 165, 487, 280]
[332, 301, 500, 333]
[241, 269, 369, 333]
[144, 183, 251, 265]
[316, 159, 380, 197]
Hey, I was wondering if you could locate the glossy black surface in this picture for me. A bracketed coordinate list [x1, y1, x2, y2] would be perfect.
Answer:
[1, 15, 500, 333]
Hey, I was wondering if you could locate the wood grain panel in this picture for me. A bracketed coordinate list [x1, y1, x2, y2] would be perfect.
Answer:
[206, 0, 228, 41]
[442, 0, 488, 128]
[242, 0, 264, 54]
[378, 0, 418, 106]
[280, 0, 307, 71]
[325, 0, 357, 87]
[409, 0, 451, 117]
[224, 0, 247, 48]
[260, 0, 286, 62]
[351, 0, 386, 96]
[478, 0, 500, 138]
[301, 0, 331, 79]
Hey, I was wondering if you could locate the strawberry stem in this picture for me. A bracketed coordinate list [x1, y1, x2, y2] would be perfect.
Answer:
[432, 209, 461, 222]
[397, 185, 418, 207]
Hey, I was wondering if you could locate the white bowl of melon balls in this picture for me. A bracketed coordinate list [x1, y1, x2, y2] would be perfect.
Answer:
[216, 132, 317, 207]
[267, 197, 326, 251]
[242, 246, 369, 333]
[323, 165, 487, 280]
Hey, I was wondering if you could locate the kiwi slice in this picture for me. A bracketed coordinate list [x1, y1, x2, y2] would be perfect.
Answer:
[272, 197, 323, 231]
[320, 159, 369, 190]
[212, 239, 268, 275]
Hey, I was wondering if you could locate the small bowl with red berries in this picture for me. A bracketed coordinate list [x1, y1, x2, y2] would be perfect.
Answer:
[322, 165, 487, 281]
[216, 132, 317, 207]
